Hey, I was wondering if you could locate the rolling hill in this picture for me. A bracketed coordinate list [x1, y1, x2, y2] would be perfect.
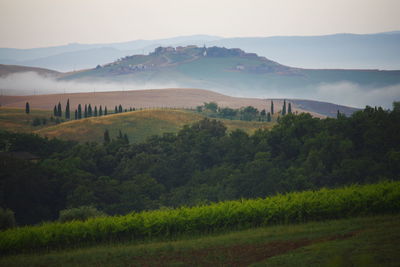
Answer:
[58, 46, 400, 104]
[0, 88, 359, 118]
[1, 32, 399, 71]
[0, 64, 60, 77]
[34, 109, 271, 143]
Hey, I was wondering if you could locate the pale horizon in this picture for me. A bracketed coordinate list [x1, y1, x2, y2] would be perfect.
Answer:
[1, 0, 400, 49]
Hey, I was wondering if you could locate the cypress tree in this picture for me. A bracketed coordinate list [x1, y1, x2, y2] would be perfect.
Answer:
[88, 104, 92, 117]
[267, 112, 271, 122]
[271, 100, 274, 115]
[65, 99, 70, 119]
[123, 134, 129, 144]
[78, 104, 82, 119]
[53, 105, 57, 117]
[104, 129, 110, 144]
[282, 100, 286, 116]
[74, 109, 78, 120]
[118, 104, 123, 113]
[288, 102, 292, 114]
[115, 106, 118, 113]
[57, 102, 62, 117]
[99, 105, 103, 116]
[94, 106, 98, 117]
[105, 106, 108, 115]
[25, 102, 30, 114]
[84, 104, 88, 118]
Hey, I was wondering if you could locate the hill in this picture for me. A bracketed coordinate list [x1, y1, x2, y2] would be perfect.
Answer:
[1, 32, 399, 71]
[0, 64, 60, 77]
[0, 88, 358, 117]
[35, 109, 271, 143]
[58, 46, 400, 106]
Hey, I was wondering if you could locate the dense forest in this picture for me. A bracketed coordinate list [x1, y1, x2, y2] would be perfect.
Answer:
[1, 103, 400, 226]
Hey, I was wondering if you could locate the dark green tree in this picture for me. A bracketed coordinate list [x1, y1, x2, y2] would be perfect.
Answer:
[115, 106, 118, 113]
[118, 104, 123, 113]
[94, 106, 98, 117]
[104, 129, 111, 144]
[271, 100, 274, 115]
[288, 102, 292, 114]
[78, 104, 82, 119]
[267, 112, 271, 122]
[65, 99, 70, 120]
[99, 105, 103, 116]
[104, 106, 108, 115]
[123, 134, 129, 144]
[74, 110, 78, 120]
[204, 102, 218, 112]
[84, 104, 88, 118]
[25, 102, 30, 114]
[282, 100, 286, 116]
[88, 104, 92, 117]
[53, 105, 57, 117]
[57, 102, 62, 117]
[260, 109, 266, 121]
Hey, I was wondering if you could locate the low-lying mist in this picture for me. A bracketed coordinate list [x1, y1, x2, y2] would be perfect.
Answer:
[0, 72, 180, 95]
[0, 72, 399, 109]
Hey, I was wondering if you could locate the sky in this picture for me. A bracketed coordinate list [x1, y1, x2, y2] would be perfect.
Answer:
[0, 0, 399, 49]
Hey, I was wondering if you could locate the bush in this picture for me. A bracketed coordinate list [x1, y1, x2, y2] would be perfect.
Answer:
[58, 206, 106, 223]
[32, 117, 41, 126]
[0, 208, 16, 230]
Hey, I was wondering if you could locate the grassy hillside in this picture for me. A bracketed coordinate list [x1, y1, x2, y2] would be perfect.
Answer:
[0, 107, 54, 132]
[35, 109, 272, 143]
[1, 214, 399, 266]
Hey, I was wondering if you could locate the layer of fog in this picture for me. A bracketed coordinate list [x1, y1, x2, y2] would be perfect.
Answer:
[0, 72, 180, 95]
[0, 72, 399, 109]
[238, 82, 400, 109]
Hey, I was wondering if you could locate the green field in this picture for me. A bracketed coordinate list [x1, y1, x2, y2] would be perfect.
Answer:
[0, 107, 271, 143]
[1, 210, 399, 265]
[0, 215, 398, 266]
[1, 181, 399, 255]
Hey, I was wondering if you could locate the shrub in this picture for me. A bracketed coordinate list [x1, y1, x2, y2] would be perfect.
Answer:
[32, 117, 41, 126]
[0, 208, 16, 230]
[58, 206, 106, 223]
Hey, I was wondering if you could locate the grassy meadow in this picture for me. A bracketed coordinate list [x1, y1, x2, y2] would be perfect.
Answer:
[0, 107, 54, 132]
[0, 107, 272, 143]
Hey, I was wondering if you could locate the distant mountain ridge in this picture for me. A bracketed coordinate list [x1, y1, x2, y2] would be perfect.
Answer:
[1, 32, 399, 71]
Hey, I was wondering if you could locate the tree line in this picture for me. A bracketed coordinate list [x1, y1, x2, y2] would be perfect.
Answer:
[3, 103, 400, 226]
[197, 100, 292, 122]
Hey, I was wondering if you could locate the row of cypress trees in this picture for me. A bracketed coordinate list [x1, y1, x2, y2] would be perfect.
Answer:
[269, 99, 292, 116]
[50, 100, 133, 120]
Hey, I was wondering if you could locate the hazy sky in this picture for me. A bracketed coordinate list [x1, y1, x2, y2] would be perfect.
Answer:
[1, 0, 399, 48]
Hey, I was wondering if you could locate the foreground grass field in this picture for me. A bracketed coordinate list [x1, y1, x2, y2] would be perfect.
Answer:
[0, 107, 272, 143]
[1, 214, 399, 266]
[1, 181, 399, 255]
